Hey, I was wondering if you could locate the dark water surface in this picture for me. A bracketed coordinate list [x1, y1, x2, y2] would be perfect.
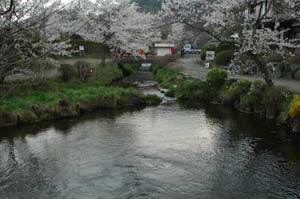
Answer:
[0, 104, 300, 199]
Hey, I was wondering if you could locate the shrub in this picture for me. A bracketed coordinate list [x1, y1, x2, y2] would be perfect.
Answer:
[239, 81, 265, 112]
[201, 42, 235, 61]
[219, 80, 251, 105]
[165, 87, 176, 97]
[176, 79, 211, 102]
[262, 86, 293, 120]
[206, 68, 228, 89]
[144, 95, 162, 106]
[267, 52, 284, 63]
[155, 68, 178, 82]
[289, 95, 300, 118]
[123, 63, 140, 75]
[95, 62, 123, 86]
[215, 50, 234, 66]
[150, 65, 181, 89]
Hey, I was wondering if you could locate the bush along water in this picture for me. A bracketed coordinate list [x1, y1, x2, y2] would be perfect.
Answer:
[288, 95, 300, 132]
[151, 66, 300, 133]
[150, 64, 184, 89]
[0, 63, 161, 128]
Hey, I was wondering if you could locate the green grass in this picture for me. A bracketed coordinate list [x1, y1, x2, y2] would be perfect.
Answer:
[0, 61, 144, 111]
[150, 64, 181, 89]
[0, 79, 138, 111]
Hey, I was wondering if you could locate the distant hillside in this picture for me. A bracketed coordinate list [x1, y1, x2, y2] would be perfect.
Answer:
[133, 0, 162, 13]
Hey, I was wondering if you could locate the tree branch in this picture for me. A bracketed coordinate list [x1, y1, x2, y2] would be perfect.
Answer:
[0, 0, 14, 16]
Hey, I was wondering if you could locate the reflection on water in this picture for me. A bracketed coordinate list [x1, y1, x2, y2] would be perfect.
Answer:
[0, 103, 300, 199]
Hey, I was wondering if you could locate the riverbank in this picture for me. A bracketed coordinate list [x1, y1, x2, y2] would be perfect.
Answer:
[150, 64, 300, 133]
[0, 63, 161, 128]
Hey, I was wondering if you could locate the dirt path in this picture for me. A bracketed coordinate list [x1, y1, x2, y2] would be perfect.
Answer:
[168, 55, 300, 93]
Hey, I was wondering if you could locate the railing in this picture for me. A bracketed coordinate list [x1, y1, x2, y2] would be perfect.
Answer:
[113, 56, 161, 65]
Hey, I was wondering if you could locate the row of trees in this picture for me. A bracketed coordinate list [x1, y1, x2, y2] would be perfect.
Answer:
[161, 0, 300, 85]
[2, 0, 300, 86]
[0, 0, 160, 84]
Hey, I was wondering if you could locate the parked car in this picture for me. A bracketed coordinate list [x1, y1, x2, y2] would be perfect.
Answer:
[182, 44, 201, 55]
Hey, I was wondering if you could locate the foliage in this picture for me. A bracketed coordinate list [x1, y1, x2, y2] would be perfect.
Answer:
[67, 0, 159, 57]
[144, 95, 162, 106]
[289, 95, 300, 118]
[239, 81, 265, 112]
[165, 87, 176, 97]
[150, 64, 162, 74]
[267, 52, 285, 63]
[215, 50, 234, 66]
[95, 62, 123, 86]
[262, 86, 293, 120]
[176, 79, 211, 102]
[219, 80, 251, 105]
[206, 68, 228, 89]
[162, 0, 300, 85]
[150, 64, 181, 89]
[201, 43, 235, 61]
[0, 0, 71, 83]
[0, 80, 139, 111]
[120, 63, 141, 76]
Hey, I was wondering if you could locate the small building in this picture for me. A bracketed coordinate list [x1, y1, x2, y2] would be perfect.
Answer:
[153, 43, 175, 56]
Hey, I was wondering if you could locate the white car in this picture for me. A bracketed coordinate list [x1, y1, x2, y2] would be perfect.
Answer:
[183, 44, 201, 54]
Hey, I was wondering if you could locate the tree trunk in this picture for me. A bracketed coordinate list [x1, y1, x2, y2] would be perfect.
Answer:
[0, 75, 5, 85]
[251, 54, 274, 86]
[101, 45, 110, 67]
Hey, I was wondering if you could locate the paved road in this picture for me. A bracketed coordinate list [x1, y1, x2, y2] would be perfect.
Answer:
[168, 56, 300, 93]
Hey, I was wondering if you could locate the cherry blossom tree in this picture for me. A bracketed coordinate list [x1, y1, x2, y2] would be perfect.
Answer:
[162, 0, 300, 86]
[65, 0, 160, 66]
[0, 0, 72, 84]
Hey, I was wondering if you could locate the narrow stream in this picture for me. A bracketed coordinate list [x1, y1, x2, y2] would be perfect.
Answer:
[0, 66, 300, 199]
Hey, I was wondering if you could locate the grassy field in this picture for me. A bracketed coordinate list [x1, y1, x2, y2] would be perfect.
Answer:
[0, 62, 140, 111]
[0, 79, 139, 111]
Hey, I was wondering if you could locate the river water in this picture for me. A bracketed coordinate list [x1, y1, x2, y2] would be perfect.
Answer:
[1, 66, 300, 199]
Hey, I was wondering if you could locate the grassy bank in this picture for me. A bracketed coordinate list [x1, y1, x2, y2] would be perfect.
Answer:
[151, 65, 300, 132]
[150, 64, 185, 90]
[1, 81, 139, 111]
[0, 63, 161, 127]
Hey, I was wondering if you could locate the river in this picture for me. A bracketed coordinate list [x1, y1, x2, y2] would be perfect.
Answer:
[0, 66, 300, 199]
